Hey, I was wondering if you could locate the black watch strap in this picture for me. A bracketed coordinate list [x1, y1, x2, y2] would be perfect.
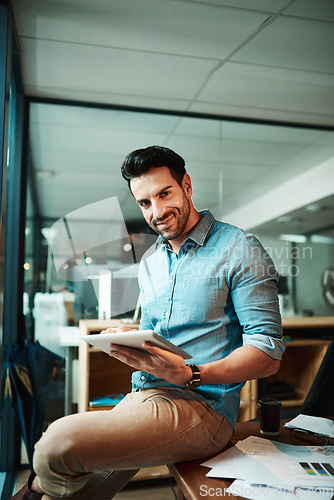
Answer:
[185, 364, 201, 389]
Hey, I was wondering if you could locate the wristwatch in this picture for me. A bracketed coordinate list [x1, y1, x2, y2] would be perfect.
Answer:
[185, 364, 201, 389]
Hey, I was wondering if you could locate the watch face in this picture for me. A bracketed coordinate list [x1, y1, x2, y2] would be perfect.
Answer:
[190, 380, 201, 388]
[185, 379, 201, 389]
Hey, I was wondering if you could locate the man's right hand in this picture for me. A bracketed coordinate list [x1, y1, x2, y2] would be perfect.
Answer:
[100, 325, 136, 334]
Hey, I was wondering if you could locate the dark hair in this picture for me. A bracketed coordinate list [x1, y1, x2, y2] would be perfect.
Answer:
[121, 145, 186, 189]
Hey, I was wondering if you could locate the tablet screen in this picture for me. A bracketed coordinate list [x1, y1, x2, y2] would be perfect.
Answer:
[81, 330, 192, 360]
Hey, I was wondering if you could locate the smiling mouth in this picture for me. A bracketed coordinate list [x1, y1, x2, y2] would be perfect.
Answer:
[155, 214, 174, 229]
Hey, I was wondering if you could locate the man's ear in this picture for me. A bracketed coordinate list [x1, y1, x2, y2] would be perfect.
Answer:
[182, 173, 193, 197]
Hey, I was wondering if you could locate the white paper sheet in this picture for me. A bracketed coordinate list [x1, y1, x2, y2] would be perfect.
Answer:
[226, 480, 334, 500]
[203, 436, 334, 489]
[284, 414, 334, 438]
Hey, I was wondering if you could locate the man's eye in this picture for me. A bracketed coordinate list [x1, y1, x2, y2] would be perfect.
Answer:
[139, 201, 149, 208]
[161, 191, 169, 198]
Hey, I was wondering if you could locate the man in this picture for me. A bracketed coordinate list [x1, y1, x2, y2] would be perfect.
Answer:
[13, 146, 284, 499]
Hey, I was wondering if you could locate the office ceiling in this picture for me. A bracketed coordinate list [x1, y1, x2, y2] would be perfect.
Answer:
[11, 0, 334, 236]
[254, 193, 334, 237]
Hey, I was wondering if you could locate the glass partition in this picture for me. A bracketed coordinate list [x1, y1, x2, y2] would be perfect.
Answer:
[0, 4, 26, 486]
[25, 102, 334, 320]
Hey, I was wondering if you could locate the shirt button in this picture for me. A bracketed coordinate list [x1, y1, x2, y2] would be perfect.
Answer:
[141, 375, 146, 381]
[169, 279, 173, 284]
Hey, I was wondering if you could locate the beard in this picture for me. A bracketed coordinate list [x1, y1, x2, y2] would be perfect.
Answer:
[150, 192, 191, 241]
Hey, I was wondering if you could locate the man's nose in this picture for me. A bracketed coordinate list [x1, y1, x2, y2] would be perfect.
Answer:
[151, 199, 166, 220]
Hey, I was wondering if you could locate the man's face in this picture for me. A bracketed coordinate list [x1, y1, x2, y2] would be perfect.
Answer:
[130, 166, 192, 242]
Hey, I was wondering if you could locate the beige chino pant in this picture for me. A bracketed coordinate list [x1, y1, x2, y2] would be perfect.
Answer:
[33, 387, 233, 499]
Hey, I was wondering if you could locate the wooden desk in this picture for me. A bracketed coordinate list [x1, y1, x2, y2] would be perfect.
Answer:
[282, 316, 334, 330]
[169, 419, 334, 500]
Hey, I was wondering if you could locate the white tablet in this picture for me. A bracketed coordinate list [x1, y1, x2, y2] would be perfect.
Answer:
[81, 330, 192, 360]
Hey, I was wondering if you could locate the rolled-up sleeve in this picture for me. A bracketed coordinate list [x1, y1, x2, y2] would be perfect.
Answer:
[228, 234, 286, 360]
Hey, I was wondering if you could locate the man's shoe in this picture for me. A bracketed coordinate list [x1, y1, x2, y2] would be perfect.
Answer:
[11, 473, 43, 499]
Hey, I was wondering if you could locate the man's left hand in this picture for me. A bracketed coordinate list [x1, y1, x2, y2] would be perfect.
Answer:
[108, 342, 192, 386]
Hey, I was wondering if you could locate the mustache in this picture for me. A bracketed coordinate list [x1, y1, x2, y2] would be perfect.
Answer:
[152, 211, 176, 226]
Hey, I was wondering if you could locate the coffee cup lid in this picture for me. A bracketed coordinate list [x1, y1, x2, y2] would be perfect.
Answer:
[257, 398, 282, 409]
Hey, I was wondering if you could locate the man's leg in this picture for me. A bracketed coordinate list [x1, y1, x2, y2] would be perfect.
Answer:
[33, 388, 233, 499]
[21, 469, 138, 500]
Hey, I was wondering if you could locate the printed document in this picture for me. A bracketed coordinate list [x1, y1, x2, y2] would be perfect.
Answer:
[284, 414, 334, 438]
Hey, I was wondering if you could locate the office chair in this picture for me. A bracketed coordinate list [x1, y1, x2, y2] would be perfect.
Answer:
[300, 338, 334, 417]
[281, 338, 334, 419]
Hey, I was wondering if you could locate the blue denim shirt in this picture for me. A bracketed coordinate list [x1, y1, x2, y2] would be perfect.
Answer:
[132, 210, 285, 428]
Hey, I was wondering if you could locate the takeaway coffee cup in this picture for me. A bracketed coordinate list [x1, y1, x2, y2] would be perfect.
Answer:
[257, 398, 282, 436]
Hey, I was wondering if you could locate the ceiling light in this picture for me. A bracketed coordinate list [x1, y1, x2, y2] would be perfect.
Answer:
[277, 215, 301, 225]
[279, 234, 307, 243]
[310, 235, 334, 244]
[305, 203, 325, 213]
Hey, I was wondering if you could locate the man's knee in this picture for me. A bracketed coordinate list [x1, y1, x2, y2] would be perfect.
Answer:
[33, 417, 81, 477]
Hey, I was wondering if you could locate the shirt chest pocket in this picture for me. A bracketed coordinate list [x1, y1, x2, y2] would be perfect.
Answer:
[181, 276, 219, 324]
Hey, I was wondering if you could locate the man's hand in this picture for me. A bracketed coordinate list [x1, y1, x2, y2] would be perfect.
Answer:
[101, 325, 135, 334]
[107, 341, 193, 386]
[100, 327, 279, 387]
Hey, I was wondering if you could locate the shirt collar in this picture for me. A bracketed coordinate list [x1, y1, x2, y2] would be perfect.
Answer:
[155, 210, 215, 250]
